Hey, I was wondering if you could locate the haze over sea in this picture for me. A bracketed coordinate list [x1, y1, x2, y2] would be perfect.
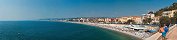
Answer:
[0, 21, 139, 40]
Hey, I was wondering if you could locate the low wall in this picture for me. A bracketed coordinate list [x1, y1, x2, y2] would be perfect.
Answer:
[144, 24, 176, 40]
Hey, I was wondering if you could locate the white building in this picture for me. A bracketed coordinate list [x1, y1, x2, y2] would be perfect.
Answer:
[151, 16, 161, 24]
[97, 18, 105, 22]
[76, 18, 89, 22]
[142, 11, 156, 24]
[104, 18, 112, 23]
[131, 16, 143, 24]
[142, 13, 155, 19]
[162, 10, 177, 18]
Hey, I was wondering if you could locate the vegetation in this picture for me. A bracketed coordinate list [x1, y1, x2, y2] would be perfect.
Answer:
[143, 18, 152, 24]
[170, 12, 177, 24]
[159, 16, 170, 25]
[153, 2, 177, 25]
[155, 2, 177, 16]
[126, 19, 136, 24]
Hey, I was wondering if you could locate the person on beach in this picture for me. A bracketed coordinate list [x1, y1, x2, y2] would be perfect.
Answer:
[159, 24, 166, 40]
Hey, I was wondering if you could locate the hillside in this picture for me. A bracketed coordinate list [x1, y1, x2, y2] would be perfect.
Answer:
[155, 2, 177, 16]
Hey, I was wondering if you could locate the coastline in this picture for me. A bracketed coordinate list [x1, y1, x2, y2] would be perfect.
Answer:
[54, 21, 149, 40]
[48, 21, 177, 40]
[67, 22, 143, 39]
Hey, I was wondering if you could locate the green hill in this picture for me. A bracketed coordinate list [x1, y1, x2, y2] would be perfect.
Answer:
[155, 2, 177, 16]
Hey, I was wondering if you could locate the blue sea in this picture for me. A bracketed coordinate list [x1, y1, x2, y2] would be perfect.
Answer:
[0, 21, 140, 40]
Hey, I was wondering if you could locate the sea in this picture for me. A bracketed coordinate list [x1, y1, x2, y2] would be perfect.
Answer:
[0, 21, 140, 40]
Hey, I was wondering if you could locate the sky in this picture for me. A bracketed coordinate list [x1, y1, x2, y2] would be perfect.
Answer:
[0, 0, 177, 20]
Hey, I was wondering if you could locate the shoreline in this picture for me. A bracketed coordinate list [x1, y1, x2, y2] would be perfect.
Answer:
[50, 20, 156, 40]
[54, 21, 153, 39]
[67, 22, 143, 39]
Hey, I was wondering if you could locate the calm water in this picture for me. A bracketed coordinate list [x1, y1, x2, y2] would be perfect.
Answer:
[0, 21, 140, 40]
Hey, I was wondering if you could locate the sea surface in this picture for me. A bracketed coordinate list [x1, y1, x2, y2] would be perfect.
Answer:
[0, 21, 140, 40]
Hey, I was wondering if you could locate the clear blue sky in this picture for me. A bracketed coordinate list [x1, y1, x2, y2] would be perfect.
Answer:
[0, 0, 177, 20]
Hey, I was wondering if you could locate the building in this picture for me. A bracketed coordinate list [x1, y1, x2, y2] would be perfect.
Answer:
[118, 16, 142, 24]
[142, 12, 155, 19]
[131, 16, 142, 24]
[97, 18, 105, 23]
[118, 16, 131, 23]
[70, 18, 89, 22]
[151, 16, 161, 24]
[141, 11, 156, 24]
[162, 10, 177, 18]
[111, 18, 119, 23]
[104, 18, 112, 23]
[88, 18, 98, 23]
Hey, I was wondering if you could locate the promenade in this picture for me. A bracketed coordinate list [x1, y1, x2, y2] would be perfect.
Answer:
[145, 24, 177, 40]
[166, 26, 177, 40]
[158, 25, 177, 40]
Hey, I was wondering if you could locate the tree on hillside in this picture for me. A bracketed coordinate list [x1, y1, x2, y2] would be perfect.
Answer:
[171, 12, 177, 24]
[155, 2, 177, 16]
[148, 11, 153, 14]
[154, 10, 163, 16]
[160, 16, 170, 25]
[170, 17, 176, 24]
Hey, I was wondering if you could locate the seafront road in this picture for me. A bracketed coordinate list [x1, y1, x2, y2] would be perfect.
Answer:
[145, 24, 177, 40]
[166, 26, 177, 40]
[157, 24, 177, 40]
